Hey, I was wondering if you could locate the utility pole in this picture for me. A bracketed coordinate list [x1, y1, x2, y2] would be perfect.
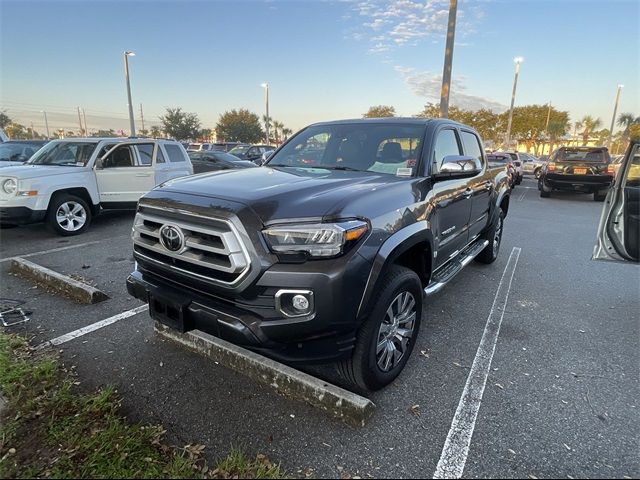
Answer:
[123, 51, 136, 137]
[505, 57, 523, 148]
[82, 108, 88, 136]
[42, 111, 50, 139]
[607, 85, 623, 148]
[261, 83, 270, 144]
[140, 103, 145, 132]
[439, 0, 458, 118]
[544, 101, 551, 155]
[76, 107, 84, 136]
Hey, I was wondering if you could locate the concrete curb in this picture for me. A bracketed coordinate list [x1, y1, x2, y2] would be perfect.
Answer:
[9, 257, 109, 305]
[155, 322, 376, 427]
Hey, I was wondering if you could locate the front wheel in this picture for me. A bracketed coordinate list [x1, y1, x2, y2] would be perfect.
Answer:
[337, 265, 422, 391]
[534, 168, 542, 179]
[46, 193, 92, 236]
[475, 211, 504, 264]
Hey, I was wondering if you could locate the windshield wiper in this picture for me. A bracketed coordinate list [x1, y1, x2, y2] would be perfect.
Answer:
[320, 165, 362, 172]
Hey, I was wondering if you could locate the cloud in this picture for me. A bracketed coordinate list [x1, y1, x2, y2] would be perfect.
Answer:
[395, 66, 507, 111]
[349, 0, 482, 54]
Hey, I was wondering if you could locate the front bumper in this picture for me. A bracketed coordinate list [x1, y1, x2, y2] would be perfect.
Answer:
[0, 206, 46, 225]
[541, 173, 613, 192]
[127, 250, 372, 364]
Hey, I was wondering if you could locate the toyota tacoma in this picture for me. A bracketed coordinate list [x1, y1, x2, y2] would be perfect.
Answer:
[127, 118, 511, 390]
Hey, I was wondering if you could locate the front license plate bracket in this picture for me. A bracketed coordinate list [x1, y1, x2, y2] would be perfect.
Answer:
[149, 295, 192, 333]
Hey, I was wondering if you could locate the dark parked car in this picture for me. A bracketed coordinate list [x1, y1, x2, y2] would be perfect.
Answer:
[539, 146, 614, 201]
[593, 139, 639, 262]
[229, 144, 275, 163]
[127, 118, 511, 391]
[0, 140, 48, 167]
[188, 151, 258, 174]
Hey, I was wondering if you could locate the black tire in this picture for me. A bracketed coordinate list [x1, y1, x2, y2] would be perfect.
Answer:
[337, 265, 422, 391]
[594, 190, 607, 202]
[46, 193, 92, 236]
[534, 168, 542, 180]
[515, 175, 522, 185]
[540, 189, 551, 198]
[475, 210, 504, 264]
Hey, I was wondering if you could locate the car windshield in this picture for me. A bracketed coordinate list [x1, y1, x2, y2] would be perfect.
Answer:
[26, 141, 98, 166]
[554, 148, 609, 163]
[187, 143, 201, 150]
[266, 123, 425, 176]
[229, 146, 251, 155]
[0, 143, 38, 162]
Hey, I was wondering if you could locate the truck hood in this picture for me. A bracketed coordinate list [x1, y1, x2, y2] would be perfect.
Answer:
[0, 161, 25, 168]
[156, 166, 413, 222]
[0, 164, 85, 179]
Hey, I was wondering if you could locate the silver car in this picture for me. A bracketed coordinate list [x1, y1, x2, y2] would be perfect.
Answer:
[519, 152, 545, 179]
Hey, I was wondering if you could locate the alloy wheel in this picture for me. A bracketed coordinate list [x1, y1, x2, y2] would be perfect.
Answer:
[56, 201, 87, 232]
[376, 291, 417, 372]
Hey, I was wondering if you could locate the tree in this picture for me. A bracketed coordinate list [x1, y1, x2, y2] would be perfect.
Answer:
[216, 109, 264, 143]
[150, 126, 162, 138]
[272, 120, 285, 143]
[617, 113, 640, 144]
[363, 105, 396, 118]
[547, 120, 567, 155]
[139, 129, 149, 137]
[159, 107, 201, 141]
[0, 111, 11, 129]
[579, 115, 602, 146]
[281, 127, 293, 140]
[417, 103, 505, 145]
[5, 122, 28, 139]
[506, 104, 569, 154]
[199, 128, 213, 141]
[92, 129, 117, 137]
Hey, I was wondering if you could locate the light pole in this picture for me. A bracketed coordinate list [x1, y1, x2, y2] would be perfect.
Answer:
[41, 111, 50, 139]
[124, 51, 136, 137]
[607, 84, 623, 148]
[439, 0, 458, 118]
[505, 56, 523, 148]
[261, 83, 269, 144]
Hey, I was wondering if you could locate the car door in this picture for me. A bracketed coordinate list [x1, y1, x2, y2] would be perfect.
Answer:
[158, 143, 193, 183]
[94, 142, 155, 206]
[460, 130, 492, 240]
[593, 140, 640, 262]
[430, 127, 473, 268]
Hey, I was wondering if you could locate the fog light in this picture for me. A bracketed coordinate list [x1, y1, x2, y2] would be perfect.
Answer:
[274, 289, 314, 318]
[292, 295, 309, 311]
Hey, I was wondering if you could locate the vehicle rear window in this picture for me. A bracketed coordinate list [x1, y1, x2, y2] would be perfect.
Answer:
[187, 143, 201, 151]
[164, 144, 186, 163]
[554, 149, 609, 163]
[460, 131, 484, 164]
[135, 144, 154, 165]
[487, 154, 510, 163]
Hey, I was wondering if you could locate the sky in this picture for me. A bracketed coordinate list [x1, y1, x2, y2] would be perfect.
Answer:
[1, 0, 638, 136]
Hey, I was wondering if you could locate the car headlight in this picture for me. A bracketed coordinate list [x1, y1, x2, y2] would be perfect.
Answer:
[263, 220, 369, 258]
[2, 179, 17, 195]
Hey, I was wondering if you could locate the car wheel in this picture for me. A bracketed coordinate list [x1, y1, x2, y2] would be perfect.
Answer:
[46, 193, 92, 236]
[540, 189, 551, 198]
[515, 174, 523, 185]
[594, 190, 607, 202]
[337, 265, 422, 391]
[534, 168, 541, 179]
[475, 210, 504, 264]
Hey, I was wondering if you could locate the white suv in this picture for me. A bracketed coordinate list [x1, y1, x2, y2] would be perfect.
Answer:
[0, 138, 193, 235]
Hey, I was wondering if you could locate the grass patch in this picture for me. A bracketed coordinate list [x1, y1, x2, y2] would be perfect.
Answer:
[0, 333, 283, 479]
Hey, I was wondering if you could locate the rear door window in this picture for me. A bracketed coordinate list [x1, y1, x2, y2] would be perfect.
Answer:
[460, 131, 484, 165]
[134, 144, 154, 166]
[432, 129, 461, 173]
[164, 144, 186, 163]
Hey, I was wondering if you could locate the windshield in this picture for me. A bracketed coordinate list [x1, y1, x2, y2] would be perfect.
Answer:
[266, 123, 425, 176]
[229, 145, 251, 155]
[27, 141, 98, 166]
[0, 143, 40, 162]
[487, 154, 511, 164]
[187, 143, 202, 151]
[554, 148, 609, 163]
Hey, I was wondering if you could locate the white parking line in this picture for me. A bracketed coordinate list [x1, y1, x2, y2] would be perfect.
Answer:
[433, 247, 521, 479]
[0, 240, 104, 264]
[517, 189, 527, 202]
[36, 304, 148, 350]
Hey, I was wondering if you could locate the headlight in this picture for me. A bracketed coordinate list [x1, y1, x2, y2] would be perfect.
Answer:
[2, 179, 17, 195]
[263, 220, 369, 258]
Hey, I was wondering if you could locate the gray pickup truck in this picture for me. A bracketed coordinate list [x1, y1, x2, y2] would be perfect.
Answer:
[127, 118, 511, 390]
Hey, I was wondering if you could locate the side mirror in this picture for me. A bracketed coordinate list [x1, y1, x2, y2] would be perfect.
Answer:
[95, 157, 104, 169]
[436, 155, 481, 176]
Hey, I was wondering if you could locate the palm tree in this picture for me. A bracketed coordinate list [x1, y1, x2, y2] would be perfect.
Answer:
[572, 121, 582, 146]
[272, 120, 284, 144]
[579, 115, 602, 146]
[281, 127, 293, 140]
[150, 126, 162, 138]
[617, 113, 640, 143]
[547, 121, 566, 155]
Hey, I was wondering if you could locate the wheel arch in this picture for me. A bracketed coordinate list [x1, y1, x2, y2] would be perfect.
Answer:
[49, 187, 99, 216]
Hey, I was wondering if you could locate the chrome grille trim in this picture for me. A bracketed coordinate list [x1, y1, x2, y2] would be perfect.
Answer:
[132, 206, 252, 286]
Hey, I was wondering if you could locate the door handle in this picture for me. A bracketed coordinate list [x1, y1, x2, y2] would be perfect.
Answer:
[463, 188, 473, 198]
[485, 181, 493, 190]
[135, 173, 151, 177]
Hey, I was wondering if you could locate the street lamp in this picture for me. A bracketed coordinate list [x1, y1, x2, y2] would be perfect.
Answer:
[123, 51, 136, 137]
[261, 83, 269, 144]
[41, 110, 50, 139]
[607, 84, 624, 148]
[505, 56, 523, 148]
[439, 0, 458, 118]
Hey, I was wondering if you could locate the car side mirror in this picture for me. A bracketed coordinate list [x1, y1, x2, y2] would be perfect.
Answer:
[95, 157, 104, 169]
[433, 155, 481, 180]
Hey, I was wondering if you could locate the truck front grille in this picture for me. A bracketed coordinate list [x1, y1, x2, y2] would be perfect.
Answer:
[132, 208, 251, 286]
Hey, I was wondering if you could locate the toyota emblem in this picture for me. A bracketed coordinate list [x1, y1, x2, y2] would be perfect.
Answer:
[160, 224, 184, 252]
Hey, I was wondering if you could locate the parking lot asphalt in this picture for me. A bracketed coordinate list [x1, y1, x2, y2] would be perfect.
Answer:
[0, 177, 638, 479]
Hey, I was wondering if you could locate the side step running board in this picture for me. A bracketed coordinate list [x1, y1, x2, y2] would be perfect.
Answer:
[424, 240, 489, 296]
